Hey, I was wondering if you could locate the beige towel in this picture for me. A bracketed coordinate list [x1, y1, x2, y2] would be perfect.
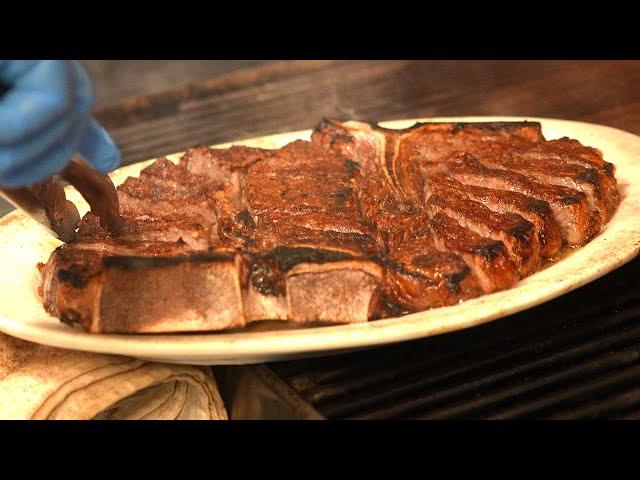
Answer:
[0, 332, 227, 420]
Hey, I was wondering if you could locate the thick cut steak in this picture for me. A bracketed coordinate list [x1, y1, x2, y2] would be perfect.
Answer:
[39, 119, 620, 333]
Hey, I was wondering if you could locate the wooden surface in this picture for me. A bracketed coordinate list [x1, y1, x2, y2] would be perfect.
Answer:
[81, 60, 270, 107]
[95, 60, 640, 166]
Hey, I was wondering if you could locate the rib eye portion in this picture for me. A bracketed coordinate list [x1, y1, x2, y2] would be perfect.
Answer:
[39, 118, 620, 333]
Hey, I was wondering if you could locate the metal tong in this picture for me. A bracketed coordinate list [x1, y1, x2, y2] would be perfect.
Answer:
[0, 156, 124, 242]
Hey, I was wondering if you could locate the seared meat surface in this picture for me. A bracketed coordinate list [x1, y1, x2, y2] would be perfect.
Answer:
[40, 120, 620, 333]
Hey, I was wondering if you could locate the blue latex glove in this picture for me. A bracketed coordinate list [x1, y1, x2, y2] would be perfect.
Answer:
[0, 60, 121, 188]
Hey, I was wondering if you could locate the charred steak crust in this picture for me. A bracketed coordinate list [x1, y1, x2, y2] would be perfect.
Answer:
[40, 119, 620, 333]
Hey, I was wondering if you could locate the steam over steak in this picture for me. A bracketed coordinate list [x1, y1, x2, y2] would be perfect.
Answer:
[39, 120, 620, 333]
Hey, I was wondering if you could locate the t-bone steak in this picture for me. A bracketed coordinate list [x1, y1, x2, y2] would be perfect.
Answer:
[38, 120, 620, 333]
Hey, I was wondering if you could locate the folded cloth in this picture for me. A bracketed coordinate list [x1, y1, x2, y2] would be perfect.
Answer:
[0, 332, 227, 420]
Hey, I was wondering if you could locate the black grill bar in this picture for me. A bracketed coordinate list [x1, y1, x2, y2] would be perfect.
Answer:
[614, 405, 640, 419]
[526, 371, 640, 420]
[333, 307, 640, 419]
[269, 258, 640, 419]
[282, 286, 638, 404]
[344, 314, 640, 418]
[424, 346, 640, 420]
[277, 294, 640, 410]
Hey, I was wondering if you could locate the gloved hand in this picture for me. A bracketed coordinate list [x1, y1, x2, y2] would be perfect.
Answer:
[0, 60, 121, 188]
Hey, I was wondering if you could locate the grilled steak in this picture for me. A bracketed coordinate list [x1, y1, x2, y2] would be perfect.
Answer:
[39, 119, 620, 333]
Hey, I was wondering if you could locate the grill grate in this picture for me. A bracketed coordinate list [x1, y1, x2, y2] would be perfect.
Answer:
[269, 257, 640, 419]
